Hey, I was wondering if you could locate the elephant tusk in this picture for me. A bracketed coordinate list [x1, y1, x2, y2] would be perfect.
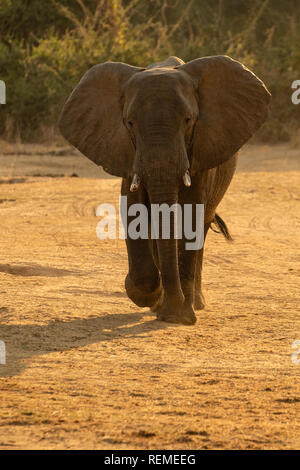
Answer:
[130, 173, 141, 192]
[183, 170, 191, 187]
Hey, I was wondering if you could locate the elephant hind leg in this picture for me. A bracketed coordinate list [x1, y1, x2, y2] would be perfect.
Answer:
[194, 248, 206, 310]
[193, 222, 210, 310]
[150, 288, 164, 313]
[194, 214, 232, 309]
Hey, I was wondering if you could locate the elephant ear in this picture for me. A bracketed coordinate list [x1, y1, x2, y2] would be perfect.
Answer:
[58, 62, 143, 178]
[179, 55, 271, 173]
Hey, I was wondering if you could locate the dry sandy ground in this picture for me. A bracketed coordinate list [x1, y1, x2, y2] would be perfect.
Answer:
[0, 141, 299, 177]
[0, 144, 299, 449]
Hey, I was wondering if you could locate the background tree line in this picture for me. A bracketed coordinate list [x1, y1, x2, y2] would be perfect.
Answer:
[0, 0, 299, 142]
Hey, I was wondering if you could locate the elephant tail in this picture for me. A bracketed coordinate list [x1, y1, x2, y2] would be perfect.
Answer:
[210, 213, 233, 241]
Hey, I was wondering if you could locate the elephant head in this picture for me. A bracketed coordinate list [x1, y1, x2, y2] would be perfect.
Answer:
[59, 55, 270, 179]
[59, 56, 271, 316]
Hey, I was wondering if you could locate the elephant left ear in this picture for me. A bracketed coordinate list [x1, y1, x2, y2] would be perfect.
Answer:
[58, 62, 143, 178]
[179, 55, 271, 173]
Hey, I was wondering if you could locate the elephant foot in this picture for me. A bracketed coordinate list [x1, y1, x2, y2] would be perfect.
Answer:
[194, 292, 206, 310]
[156, 300, 197, 325]
[125, 274, 161, 307]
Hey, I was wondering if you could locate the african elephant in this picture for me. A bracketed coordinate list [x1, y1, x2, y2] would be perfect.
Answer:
[59, 55, 271, 325]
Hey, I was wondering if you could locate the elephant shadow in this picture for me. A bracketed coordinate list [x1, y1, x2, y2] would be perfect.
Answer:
[0, 309, 171, 378]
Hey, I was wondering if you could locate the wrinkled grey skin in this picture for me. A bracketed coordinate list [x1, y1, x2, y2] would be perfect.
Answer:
[59, 55, 271, 325]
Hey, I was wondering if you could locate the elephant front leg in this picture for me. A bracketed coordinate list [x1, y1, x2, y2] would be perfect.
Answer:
[125, 237, 161, 308]
[155, 244, 197, 325]
[122, 179, 161, 308]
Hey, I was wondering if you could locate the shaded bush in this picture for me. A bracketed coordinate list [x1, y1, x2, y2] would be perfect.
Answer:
[0, 0, 299, 142]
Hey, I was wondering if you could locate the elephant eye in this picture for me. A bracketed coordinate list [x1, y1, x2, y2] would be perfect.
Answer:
[123, 118, 133, 128]
[185, 117, 191, 124]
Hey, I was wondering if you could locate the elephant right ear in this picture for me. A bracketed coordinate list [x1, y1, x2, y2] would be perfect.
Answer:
[58, 62, 143, 178]
[179, 55, 271, 173]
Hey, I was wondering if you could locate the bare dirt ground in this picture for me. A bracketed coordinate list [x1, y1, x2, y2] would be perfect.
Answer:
[0, 143, 299, 449]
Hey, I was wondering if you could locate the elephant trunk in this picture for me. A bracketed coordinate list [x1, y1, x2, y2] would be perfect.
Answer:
[146, 176, 184, 306]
